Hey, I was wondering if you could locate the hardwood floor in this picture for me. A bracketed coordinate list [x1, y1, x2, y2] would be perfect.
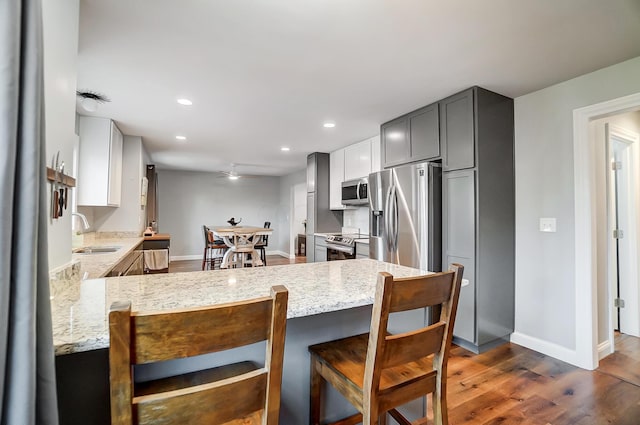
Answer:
[169, 257, 640, 424]
[443, 333, 640, 425]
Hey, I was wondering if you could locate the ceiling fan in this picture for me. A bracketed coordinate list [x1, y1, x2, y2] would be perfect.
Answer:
[216, 163, 257, 180]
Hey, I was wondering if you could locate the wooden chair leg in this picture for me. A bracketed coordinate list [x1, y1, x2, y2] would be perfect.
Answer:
[309, 356, 322, 425]
[202, 247, 207, 270]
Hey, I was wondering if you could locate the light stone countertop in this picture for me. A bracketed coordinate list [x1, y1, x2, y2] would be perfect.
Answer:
[51, 259, 429, 355]
[71, 236, 144, 279]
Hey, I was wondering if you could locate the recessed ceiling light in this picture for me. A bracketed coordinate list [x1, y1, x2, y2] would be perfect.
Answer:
[281, 147, 290, 152]
[323, 122, 336, 128]
[177, 98, 192, 106]
[228, 175, 239, 180]
[175, 135, 187, 141]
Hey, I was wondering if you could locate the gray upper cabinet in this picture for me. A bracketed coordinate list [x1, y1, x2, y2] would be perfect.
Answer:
[307, 153, 317, 193]
[381, 102, 440, 168]
[409, 103, 440, 161]
[440, 88, 475, 171]
[381, 117, 410, 167]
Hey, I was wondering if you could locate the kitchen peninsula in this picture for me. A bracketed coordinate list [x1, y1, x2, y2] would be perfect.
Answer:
[53, 259, 431, 425]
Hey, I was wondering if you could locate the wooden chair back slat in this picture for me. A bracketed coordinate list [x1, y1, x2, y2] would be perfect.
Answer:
[131, 297, 272, 364]
[363, 265, 463, 422]
[109, 285, 288, 425]
[133, 369, 267, 425]
[388, 272, 454, 313]
[382, 322, 446, 369]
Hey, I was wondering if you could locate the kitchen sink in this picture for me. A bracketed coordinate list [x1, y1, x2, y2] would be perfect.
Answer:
[73, 246, 121, 254]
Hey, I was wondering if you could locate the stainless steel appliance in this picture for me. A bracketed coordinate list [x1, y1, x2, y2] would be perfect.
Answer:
[341, 177, 368, 205]
[325, 235, 356, 260]
[369, 162, 441, 271]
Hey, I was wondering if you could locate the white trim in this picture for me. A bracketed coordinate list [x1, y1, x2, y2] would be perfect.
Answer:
[598, 340, 613, 360]
[170, 254, 201, 261]
[510, 332, 578, 366]
[573, 91, 640, 370]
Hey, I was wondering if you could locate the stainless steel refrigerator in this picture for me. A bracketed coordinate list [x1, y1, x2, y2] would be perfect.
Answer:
[369, 162, 441, 272]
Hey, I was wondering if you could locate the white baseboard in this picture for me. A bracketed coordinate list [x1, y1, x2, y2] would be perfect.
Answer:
[170, 254, 201, 261]
[598, 340, 613, 360]
[510, 331, 582, 368]
[171, 250, 291, 262]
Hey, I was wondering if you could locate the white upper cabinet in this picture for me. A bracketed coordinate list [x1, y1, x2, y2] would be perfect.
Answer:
[329, 148, 345, 210]
[329, 135, 381, 210]
[344, 139, 372, 181]
[77, 117, 123, 207]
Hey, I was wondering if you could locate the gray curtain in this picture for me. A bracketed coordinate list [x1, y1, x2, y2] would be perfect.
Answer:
[0, 0, 59, 424]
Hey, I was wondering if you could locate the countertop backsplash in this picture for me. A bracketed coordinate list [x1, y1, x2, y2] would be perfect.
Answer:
[343, 207, 369, 236]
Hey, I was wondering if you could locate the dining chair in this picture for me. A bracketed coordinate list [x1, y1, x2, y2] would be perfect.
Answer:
[109, 285, 289, 425]
[308, 264, 464, 425]
[254, 221, 271, 266]
[202, 225, 227, 270]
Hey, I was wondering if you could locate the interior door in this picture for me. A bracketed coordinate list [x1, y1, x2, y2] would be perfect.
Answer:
[608, 124, 640, 338]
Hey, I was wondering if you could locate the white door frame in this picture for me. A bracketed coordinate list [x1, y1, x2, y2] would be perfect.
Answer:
[573, 92, 640, 369]
[606, 125, 640, 349]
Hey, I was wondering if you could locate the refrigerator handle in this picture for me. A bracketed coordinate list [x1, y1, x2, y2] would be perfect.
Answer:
[390, 184, 398, 252]
[385, 184, 393, 253]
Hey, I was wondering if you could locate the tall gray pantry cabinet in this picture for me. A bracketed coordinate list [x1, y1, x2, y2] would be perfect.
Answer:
[441, 87, 514, 353]
[306, 152, 342, 262]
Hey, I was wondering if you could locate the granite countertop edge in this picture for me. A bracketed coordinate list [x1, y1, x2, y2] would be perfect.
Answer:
[52, 259, 429, 355]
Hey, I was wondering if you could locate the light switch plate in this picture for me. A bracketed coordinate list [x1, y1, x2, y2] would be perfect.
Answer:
[540, 217, 557, 233]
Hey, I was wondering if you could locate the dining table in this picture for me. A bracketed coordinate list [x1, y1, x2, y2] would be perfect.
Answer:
[212, 225, 274, 268]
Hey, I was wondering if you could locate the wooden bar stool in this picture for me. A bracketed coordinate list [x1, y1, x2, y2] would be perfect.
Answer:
[308, 264, 463, 425]
[109, 285, 288, 425]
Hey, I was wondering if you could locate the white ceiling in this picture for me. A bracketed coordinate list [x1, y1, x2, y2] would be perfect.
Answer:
[77, 0, 640, 177]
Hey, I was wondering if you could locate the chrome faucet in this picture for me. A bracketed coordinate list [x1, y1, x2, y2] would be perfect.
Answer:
[72, 212, 90, 230]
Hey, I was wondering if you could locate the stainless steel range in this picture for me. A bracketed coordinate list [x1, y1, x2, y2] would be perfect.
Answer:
[325, 235, 356, 260]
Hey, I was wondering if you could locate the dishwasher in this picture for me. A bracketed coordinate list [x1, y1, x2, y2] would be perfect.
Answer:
[109, 250, 144, 277]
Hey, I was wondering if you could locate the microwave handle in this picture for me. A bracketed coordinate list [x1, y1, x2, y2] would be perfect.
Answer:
[356, 181, 361, 200]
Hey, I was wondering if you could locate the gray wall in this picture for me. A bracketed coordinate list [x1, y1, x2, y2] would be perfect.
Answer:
[513, 56, 640, 355]
[157, 169, 295, 258]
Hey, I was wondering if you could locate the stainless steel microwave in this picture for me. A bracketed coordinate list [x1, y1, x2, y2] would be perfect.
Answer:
[341, 177, 368, 205]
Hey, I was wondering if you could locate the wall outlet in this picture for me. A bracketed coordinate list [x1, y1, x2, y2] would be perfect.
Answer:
[540, 217, 557, 232]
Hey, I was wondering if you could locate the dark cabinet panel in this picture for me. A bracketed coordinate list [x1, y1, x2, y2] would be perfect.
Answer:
[441, 87, 514, 353]
[381, 118, 410, 167]
[441, 89, 475, 171]
[442, 170, 476, 343]
[307, 153, 317, 193]
[409, 103, 440, 161]
[381, 103, 440, 169]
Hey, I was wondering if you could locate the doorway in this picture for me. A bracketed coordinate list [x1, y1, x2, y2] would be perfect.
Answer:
[606, 124, 640, 346]
[574, 92, 640, 370]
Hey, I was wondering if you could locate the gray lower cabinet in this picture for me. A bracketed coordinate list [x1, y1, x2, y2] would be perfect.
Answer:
[442, 170, 476, 344]
[314, 237, 327, 262]
[442, 88, 514, 353]
[381, 102, 440, 168]
[355, 242, 369, 259]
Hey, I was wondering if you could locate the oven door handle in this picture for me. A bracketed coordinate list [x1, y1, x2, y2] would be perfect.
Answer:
[326, 243, 355, 254]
